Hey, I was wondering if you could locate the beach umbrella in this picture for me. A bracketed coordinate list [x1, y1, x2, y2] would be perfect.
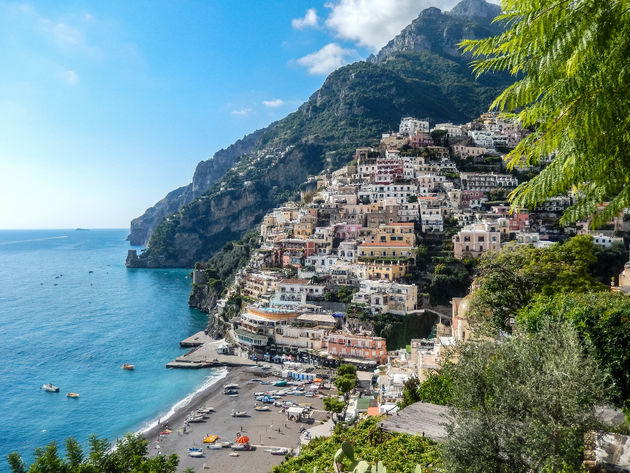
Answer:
[236, 435, 250, 444]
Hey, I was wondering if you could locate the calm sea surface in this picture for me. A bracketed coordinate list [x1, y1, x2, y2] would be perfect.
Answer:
[0, 229, 218, 466]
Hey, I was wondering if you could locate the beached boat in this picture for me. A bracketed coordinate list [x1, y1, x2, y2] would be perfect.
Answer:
[42, 383, 59, 392]
[229, 452, 239, 457]
[187, 415, 206, 423]
[231, 409, 247, 417]
[224, 389, 238, 395]
[231, 443, 253, 451]
[203, 435, 219, 444]
[206, 444, 222, 450]
[198, 407, 215, 414]
[187, 448, 203, 458]
[224, 383, 240, 389]
[254, 405, 270, 411]
[220, 441, 232, 448]
[66, 392, 79, 398]
[265, 447, 290, 455]
[122, 363, 134, 370]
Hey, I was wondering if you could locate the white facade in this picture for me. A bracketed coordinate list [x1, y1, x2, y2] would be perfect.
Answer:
[399, 117, 429, 135]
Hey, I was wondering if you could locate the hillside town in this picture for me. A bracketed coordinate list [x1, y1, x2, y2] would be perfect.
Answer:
[194, 112, 630, 421]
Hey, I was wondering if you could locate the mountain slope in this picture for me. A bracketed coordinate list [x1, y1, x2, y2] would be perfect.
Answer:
[127, 0, 510, 268]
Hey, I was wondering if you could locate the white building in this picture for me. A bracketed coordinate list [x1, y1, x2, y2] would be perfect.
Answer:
[399, 117, 429, 135]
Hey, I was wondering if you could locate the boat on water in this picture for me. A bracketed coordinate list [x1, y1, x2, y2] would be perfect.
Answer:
[231, 410, 247, 417]
[122, 363, 134, 370]
[66, 392, 79, 398]
[42, 383, 59, 393]
[255, 405, 271, 412]
[187, 448, 203, 458]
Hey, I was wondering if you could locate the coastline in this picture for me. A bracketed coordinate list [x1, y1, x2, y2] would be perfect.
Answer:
[142, 364, 329, 473]
[138, 366, 229, 440]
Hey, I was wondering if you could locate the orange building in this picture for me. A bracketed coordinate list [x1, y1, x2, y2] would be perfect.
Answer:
[323, 333, 388, 364]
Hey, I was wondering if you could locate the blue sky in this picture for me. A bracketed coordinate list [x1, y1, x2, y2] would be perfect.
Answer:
[0, 0, 466, 229]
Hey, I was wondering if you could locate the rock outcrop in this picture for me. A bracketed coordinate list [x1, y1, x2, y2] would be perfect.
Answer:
[367, 0, 502, 65]
[128, 127, 268, 246]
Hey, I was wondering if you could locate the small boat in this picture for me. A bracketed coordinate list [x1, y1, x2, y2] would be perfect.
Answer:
[206, 444, 223, 450]
[187, 448, 203, 458]
[66, 392, 79, 398]
[224, 389, 238, 395]
[231, 410, 247, 417]
[229, 452, 240, 457]
[274, 380, 287, 387]
[232, 443, 252, 451]
[255, 405, 271, 412]
[198, 407, 215, 414]
[122, 364, 134, 370]
[224, 383, 240, 389]
[187, 415, 206, 423]
[265, 447, 290, 455]
[203, 435, 219, 444]
[42, 383, 60, 393]
[220, 442, 232, 448]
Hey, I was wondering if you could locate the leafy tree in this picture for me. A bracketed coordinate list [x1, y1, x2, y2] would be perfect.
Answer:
[324, 397, 346, 415]
[443, 320, 607, 473]
[461, 0, 630, 226]
[469, 235, 606, 333]
[416, 370, 453, 406]
[335, 375, 357, 400]
[272, 418, 441, 473]
[337, 364, 358, 378]
[518, 292, 630, 407]
[8, 434, 178, 473]
[399, 376, 421, 409]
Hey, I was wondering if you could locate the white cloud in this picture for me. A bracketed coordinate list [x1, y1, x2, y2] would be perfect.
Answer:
[61, 69, 79, 85]
[231, 108, 252, 116]
[324, 0, 460, 51]
[296, 43, 358, 75]
[291, 8, 319, 29]
[262, 98, 285, 108]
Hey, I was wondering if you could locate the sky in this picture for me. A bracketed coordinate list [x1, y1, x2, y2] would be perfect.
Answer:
[0, 0, 477, 229]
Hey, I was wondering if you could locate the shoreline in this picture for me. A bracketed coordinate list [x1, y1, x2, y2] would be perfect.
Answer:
[142, 364, 329, 472]
[138, 366, 230, 440]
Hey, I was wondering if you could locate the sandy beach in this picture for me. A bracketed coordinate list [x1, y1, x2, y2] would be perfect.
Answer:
[143, 366, 330, 473]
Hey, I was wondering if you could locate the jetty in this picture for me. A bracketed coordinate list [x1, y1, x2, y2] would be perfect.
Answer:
[166, 335, 258, 369]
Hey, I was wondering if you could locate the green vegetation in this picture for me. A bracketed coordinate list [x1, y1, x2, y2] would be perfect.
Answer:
[7, 434, 177, 473]
[325, 287, 357, 304]
[271, 418, 441, 473]
[333, 365, 358, 403]
[461, 0, 630, 226]
[195, 231, 261, 296]
[399, 368, 454, 410]
[518, 292, 630, 408]
[444, 320, 607, 473]
[323, 397, 346, 415]
[468, 235, 606, 333]
[345, 309, 438, 351]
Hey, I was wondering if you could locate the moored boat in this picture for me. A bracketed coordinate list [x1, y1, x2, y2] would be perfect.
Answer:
[42, 383, 59, 392]
[122, 363, 134, 370]
[66, 392, 79, 398]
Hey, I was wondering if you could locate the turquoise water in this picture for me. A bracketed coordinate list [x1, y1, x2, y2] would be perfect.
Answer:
[0, 229, 218, 466]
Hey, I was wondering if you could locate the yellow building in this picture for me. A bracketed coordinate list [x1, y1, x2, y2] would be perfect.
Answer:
[358, 241, 415, 259]
[366, 260, 411, 281]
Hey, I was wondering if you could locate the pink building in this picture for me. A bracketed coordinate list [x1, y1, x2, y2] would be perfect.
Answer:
[323, 333, 388, 364]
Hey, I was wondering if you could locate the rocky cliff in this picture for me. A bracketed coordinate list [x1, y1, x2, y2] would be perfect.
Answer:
[367, 0, 502, 65]
[127, 0, 510, 268]
[128, 127, 268, 246]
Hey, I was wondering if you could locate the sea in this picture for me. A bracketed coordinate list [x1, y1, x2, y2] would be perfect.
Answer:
[0, 229, 224, 466]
